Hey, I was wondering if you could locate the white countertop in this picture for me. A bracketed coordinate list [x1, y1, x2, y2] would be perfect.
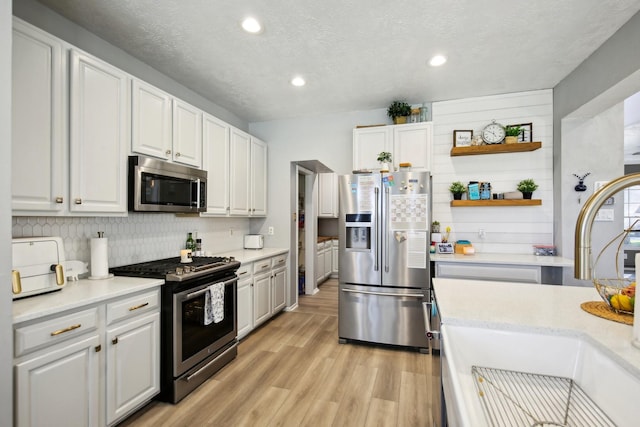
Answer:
[433, 277, 640, 376]
[431, 252, 574, 267]
[218, 247, 289, 264]
[13, 276, 164, 324]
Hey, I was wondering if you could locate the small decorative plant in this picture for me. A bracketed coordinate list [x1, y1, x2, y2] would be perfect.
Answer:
[431, 221, 440, 233]
[505, 125, 522, 137]
[387, 101, 411, 124]
[449, 181, 467, 200]
[517, 179, 538, 192]
[377, 151, 392, 163]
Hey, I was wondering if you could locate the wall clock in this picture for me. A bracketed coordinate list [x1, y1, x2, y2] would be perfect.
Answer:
[481, 120, 506, 144]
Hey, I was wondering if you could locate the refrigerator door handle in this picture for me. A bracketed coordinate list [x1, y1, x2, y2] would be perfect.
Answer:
[384, 186, 390, 273]
[374, 186, 380, 272]
[341, 288, 424, 298]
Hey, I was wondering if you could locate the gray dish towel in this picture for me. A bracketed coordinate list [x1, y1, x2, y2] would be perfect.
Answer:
[204, 282, 225, 325]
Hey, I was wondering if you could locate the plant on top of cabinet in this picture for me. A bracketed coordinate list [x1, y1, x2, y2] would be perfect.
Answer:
[377, 151, 392, 172]
[387, 101, 411, 124]
[517, 179, 538, 199]
[449, 181, 467, 200]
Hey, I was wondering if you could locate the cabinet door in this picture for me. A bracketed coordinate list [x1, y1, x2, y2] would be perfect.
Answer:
[272, 267, 286, 313]
[316, 247, 324, 284]
[12, 19, 66, 213]
[318, 173, 338, 218]
[393, 123, 433, 171]
[131, 79, 172, 160]
[352, 127, 392, 171]
[15, 333, 101, 427]
[106, 312, 160, 425]
[332, 241, 339, 274]
[202, 114, 230, 215]
[69, 50, 128, 214]
[250, 137, 268, 216]
[172, 99, 202, 167]
[237, 278, 253, 339]
[229, 128, 251, 216]
[253, 272, 272, 327]
[324, 249, 332, 279]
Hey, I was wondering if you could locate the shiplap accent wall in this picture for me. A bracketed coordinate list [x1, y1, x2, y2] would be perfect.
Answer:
[431, 90, 553, 254]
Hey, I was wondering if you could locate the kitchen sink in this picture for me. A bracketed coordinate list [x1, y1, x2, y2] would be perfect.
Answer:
[441, 324, 640, 427]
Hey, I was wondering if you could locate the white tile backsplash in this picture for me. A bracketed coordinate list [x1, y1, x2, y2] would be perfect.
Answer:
[12, 214, 250, 267]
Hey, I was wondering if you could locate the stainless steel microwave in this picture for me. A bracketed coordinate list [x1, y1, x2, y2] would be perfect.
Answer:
[129, 155, 207, 213]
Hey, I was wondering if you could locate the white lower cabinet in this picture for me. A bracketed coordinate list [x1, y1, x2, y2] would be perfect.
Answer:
[236, 263, 253, 339]
[13, 288, 160, 427]
[331, 239, 339, 275]
[253, 270, 272, 327]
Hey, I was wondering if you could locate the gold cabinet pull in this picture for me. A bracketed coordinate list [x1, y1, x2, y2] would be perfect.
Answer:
[74, 198, 82, 204]
[11, 270, 22, 294]
[55, 196, 64, 203]
[95, 345, 101, 352]
[52, 264, 64, 286]
[51, 324, 81, 336]
[128, 302, 149, 311]
[112, 337, 118, 345]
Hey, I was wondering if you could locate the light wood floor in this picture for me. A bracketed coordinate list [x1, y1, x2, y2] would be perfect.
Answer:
[120, 279, 432, 426]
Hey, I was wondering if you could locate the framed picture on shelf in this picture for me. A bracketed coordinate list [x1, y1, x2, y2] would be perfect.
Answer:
[453, 130, 473, 147]
[508, 122, 532, 142]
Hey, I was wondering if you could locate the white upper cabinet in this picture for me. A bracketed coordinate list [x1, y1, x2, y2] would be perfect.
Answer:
[69, 49, 129, 214]
[318, 173, 338, 218]
[250, 137, 268, 217]
[172, 99, 202, 168]
[352, 126, 392, 171]
[202, 113, 230, 215]
[353, 122, 433, 172]
[131, 79, 172, 160]
[229, 128, 251, 216]
[11, 18, 66, 213]
[393, 122, 433, 171]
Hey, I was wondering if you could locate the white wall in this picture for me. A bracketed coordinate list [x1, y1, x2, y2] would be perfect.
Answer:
[561, 103, 625, 286]
[0, 0, 13, 423]
[431, 90, 554, 253]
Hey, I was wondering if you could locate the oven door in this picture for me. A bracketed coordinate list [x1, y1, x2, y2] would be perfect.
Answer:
[173, 276, 237, 377]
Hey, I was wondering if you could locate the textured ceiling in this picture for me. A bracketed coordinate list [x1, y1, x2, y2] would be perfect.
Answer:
[36, 0, 640, 123]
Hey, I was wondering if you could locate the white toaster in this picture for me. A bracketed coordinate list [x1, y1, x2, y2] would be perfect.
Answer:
[244, 234, 264, 249]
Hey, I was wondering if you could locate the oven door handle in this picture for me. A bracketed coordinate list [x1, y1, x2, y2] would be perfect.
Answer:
[185, 288, 209, 300]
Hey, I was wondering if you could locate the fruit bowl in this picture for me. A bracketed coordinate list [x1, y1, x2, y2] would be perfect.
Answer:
[593, 278, 635, 315]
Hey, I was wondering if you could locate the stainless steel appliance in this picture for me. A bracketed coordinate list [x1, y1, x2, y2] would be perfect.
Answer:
[111, 255, 240, 403]
[129, 155, 207, 213]
[338, 171, 431, 350]
[244, 234, 264, 249]
[11, 237, 66, 299]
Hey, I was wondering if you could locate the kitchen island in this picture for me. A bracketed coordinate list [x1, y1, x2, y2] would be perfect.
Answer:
[433, 278, 640, 426]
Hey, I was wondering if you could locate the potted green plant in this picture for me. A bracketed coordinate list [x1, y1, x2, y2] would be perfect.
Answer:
[377, 151, 392, 172]
[504, 125, 522, 144]
[387, 101, 411, 124]
[449, 181, 466, 200]
[517, 179, 538, 199]
[431, 221, 440, 233]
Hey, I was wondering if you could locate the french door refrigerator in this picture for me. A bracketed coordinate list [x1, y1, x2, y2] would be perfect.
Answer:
[338, 171, 431, 351]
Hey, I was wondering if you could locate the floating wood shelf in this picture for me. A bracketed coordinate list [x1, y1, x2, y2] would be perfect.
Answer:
[450, 141, 541, 157]
[450, 199, 542, 207]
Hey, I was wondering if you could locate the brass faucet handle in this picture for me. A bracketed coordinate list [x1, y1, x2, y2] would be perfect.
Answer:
[11, 270, 22, 294]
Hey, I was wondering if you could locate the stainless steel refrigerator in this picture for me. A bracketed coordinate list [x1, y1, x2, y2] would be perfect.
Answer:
[338, 171, 431, 351]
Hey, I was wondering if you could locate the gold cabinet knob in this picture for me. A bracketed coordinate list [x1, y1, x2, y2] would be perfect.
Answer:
[55, 197, 63, 204]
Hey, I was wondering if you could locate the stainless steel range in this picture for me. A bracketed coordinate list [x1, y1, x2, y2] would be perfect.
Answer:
[111, 256, 240, 403]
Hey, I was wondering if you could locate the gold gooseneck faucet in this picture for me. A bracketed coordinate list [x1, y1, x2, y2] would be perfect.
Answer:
[574, 173, 640, 280]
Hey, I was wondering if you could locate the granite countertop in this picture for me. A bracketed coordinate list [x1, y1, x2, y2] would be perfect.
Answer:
[13, 276, 164, 324]
[433, 277, 640, 377]
[218, 247, 289, 264]
[431, 252, 574, 267]
[317, 236, 338, 243]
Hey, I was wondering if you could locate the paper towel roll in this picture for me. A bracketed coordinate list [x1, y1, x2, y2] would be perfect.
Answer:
[90, 237, 110, 279]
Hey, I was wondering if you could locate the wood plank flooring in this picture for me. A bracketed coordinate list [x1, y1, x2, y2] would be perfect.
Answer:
[120, 279, 432, 427]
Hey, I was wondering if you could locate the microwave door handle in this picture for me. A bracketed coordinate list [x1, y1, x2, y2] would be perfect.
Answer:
[193, 178, 201, 208]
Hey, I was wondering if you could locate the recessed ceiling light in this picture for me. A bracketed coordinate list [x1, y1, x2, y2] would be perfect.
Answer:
[429, 55, 447, 67]
[241, 17, 262, 34]
[291, 76, 306, 87]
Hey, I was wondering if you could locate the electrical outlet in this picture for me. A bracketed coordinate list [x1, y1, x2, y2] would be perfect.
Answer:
[478, 229, 486, 239]
[268, 226, 274, 235]
[595, 209, 614, 222]
[229, 227, 234, 235]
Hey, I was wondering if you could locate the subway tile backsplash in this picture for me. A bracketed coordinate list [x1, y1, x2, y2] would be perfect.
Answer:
[12, 214, 250, 267]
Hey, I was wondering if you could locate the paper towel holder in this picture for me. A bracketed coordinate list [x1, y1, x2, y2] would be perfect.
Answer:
[89, 231, 114, 280]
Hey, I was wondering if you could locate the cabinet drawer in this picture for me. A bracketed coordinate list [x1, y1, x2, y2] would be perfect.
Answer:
[253, 259, 272, 275]
[271, 254, 287, 269]
[236, 262, 252, 279]
[15, 307, 99, 357]
[107, 289, 160, 325]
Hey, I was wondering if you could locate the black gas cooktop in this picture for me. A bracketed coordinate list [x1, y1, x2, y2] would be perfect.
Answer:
[110, 256, 240, 282]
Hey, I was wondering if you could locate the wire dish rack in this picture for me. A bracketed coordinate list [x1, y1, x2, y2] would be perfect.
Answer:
[471, 366, 615, 427]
